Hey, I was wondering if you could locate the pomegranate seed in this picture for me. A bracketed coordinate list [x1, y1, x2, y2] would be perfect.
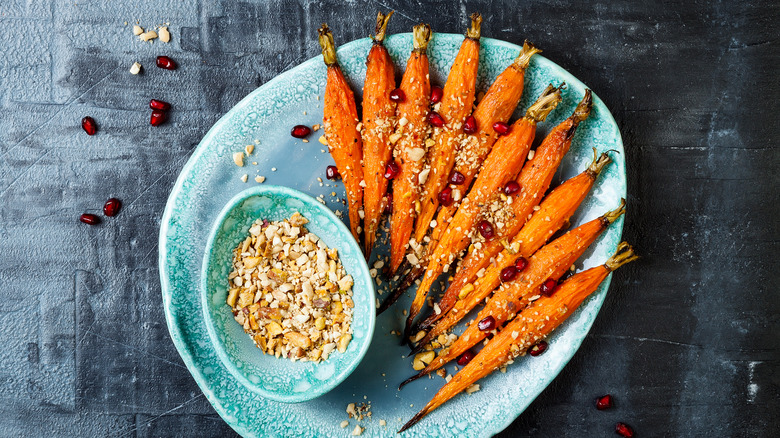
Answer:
[291, 125, 311, 138]
[540, 278, 558, 296]
[384, 161, 401, 179]
[103, 198, 122, 217]
[448, 170, 465, 185]
[528, 340, 548, 356]
[463, 115, 477, 134]
[596, 394, 613, 410]
[438, 186, 454, 206]
[493, 121, 511, 135]
[325, 165, 340, 180]
[428, 111, 445, 127]
[477, 220, 495, 239]
[389, 88, 406, 103]
[477, 315, 496, 331]
[514, 257, 529, 272]
[430, 86, 443, 104]
[149, 99, 171, 111]
[384, 192, 393, 214]
[500, 266, 518, 282]
[503, 181, 521, 195]
[81, 117, 97, 135]
[156, 56, 177, 70]
[150, 110, 168, 126]
[456, 350, 475, 366]
[615, 422, 634, 437]
[79, 213, 101, 225]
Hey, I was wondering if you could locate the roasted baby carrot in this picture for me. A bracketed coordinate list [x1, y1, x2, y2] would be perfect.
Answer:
[412, 13, 482, 244]
[402, 85, 564, 338]
[401, 199, 625, 386]
[416, 149, 613, 336]
[428, 41, 542, 248]
[319, 25, 364, 242]
[389, 23, 432, 274]
[362, 11, 397, 256]
[396, 90, 593, 334]
[399, 242, 639, 432]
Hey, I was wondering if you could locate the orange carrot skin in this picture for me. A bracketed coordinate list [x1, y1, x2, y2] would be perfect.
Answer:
[406, 118, 536, 328]
[401, 263, 612, 432]
[407, 97, 580, 336]
[362, 22, 397, 255]
[425, 155, 607, 330]
[413, 19, 481, 244]
[417, 107, 585, 314]
[390, 28, 431, 273]
[416, 214, 612, 377]
[324, 66, 364, 241]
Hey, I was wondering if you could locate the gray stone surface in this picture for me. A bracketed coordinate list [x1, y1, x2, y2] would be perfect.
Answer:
[0, 0, 777, 436]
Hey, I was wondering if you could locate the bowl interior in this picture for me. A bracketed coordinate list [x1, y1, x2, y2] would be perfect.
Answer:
[200, 185, 375, 403]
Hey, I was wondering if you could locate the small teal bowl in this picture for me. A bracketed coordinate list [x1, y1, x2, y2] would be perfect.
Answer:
[200, 185, 376, 403]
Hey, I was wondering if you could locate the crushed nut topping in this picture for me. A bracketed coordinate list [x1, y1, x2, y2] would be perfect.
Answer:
[226, 213, 354, 362]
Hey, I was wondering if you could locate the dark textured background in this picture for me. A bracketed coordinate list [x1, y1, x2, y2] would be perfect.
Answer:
[1, 0, 778, 436]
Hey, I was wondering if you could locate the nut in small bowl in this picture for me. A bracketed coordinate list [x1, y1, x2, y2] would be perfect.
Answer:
[201, 185, 375, 403]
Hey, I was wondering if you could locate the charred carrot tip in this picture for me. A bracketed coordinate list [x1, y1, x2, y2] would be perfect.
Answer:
[602, 198, 626, 224]
[513, 40, 542, 70]
[525, 83, 564, 122]
[373, 11, 394, 43]
[466, 12, 482, 39]
[412, 23, 432, 50]
[605, 241, 639, 271]
[399, 371, 425, 390]
[318, 24, 338, 65]
[399, 408, 428, 433]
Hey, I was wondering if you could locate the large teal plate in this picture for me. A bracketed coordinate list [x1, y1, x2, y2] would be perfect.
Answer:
[160, 33, 625, 437]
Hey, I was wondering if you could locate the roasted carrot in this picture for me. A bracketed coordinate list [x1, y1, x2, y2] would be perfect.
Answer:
[403, 85, 564, 336]
[412, 13, 482, 244]
[427, 41, 542, 249]
[361, 11, 397, 256]
[400, 199, 625, 386]
[394, 90, 592, 334]
[399, 242, 639, 432]
[416, 148, 613, 336]
[389, 23, 432, 274]
[319, 25, 364, 242]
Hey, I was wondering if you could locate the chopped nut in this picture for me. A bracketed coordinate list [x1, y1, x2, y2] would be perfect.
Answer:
[408, 147, 425, 162]
[132, 25, 144, 35]
[340, 420, 349, 428]
[337, 333, 352, 353]
[233, 152, 244, 167]
[245, 144, 255, 155]
[240, 174, 248, 183]
[139, 30, 158, 41]
[255, 175, 266, 183]
[351, 425, 363, 436]
[318, 135, 328, 145]
[379, 419, 387, 426]
[158, 26, 171, 43]
[129, 62, 142, 75]
[466, 383, 481, 394]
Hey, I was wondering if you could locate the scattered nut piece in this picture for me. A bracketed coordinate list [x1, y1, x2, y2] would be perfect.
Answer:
[129, 62, 142, 75]
[255, 176, 266, 183]
[158, 26, 171, 43]
[466, 383, 481, 394]
[318, 136, 328, 145]
[139, 30, 158, 41]
[245, 144, 255, 155]
[132, 25, 144, 35]
[379, 419, 387, 427]
[351, 425, 363, 436]
[340, 420, 349, 428]
[233, 152, 245, 167]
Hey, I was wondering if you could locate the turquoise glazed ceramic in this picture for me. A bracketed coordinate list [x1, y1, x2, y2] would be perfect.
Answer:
[160, 33, 626, 437]
[201, 186, 375, 403]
